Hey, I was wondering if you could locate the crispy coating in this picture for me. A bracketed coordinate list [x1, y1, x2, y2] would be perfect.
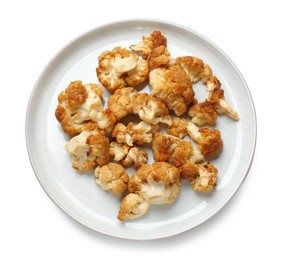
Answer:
[112, 121, 159, 146]
[186, 122, 223, 158]
[180, 162, 218, 192]
[175, 56, 212, 84]
[147, 45, 171, 70]
[167, 117, 189, 138]
[149, 66, 194, 116]
[55, 81, 115, 135]
[121, 147, 148, 169]
[94, 163, 129, 195]
[96, 47, 148, 92]
[130, 31, 167, 59]
[152, 132, 202, 167]
[131, 93, 172, 125]
[64, 123, 110, 171]
[107, 87, 137, 121]
[187, 99, 217, 125]
[117, 193, 150, 221]
[109, 142, 130, 161]
[128, 162, 180, 205]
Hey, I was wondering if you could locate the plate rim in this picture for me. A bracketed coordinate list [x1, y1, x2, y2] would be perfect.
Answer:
[25, 18, 257, 240]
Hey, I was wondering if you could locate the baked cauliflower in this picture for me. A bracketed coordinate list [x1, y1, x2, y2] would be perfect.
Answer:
[174, 56, 212, 84]
[107, 87, 137, 121]
[121, 147, 148, 169]
[94, 163, 129, 195]
[117, 193, 150, 221]
[147, 45, 171, 70]
[131, 93, 172, 125]
[112, 121, 159, 146]
[186, 122, 223, 158]
[187, 99, 217, 125]
[180, 161, 218, 192]
[64, 123, 110, 171]
[167, 117, 189, 138]
[206, 76, 221, 101]
[109, 142, 130, 161]
[96, 47, 148, 92]
[55, 81, 115, 135]
[130, 30, 167, 59]
[128, 162, 181, 205]
[149, 65, 194, 116]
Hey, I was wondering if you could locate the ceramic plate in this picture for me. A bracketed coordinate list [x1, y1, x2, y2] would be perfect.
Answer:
[26, 19, 256, 240]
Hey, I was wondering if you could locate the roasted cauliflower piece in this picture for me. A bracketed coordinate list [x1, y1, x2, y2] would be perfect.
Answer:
[112, 121, 159, 146]
[149, 66, 194, 116]
[117, 193, 150, 221]
[55, 81, 115, 135]
[94, 163, 129, 195]
[107, 87, 137, 121]
[180, 161, 218, 192]
[152, 132, 204, 167]
[167, 117, 189, 138]
[209, 88, 239, 120]
[206, 76, 222, 101]
[64, 123, 110, 171]
[109, 142, 130, 161]
[147, 45, 171, 70]
[128, 162, 181, 205]
[121, 147, 148, 169]
[131, 93, 172, 125]
[130, 31, 167, 59]
[186, 122, 223, 158]
[175, 56, 212, 84]
[96, 47, 148, 92]
[187, 99, 217, 125]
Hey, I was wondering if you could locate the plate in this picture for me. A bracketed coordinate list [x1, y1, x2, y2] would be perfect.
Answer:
[26, 19, 256, 240]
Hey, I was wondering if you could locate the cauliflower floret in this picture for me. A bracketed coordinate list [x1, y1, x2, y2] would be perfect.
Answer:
[147, 45, 171, 70]
[180, 162, 218, 192]
[149, 66, 194, 116]
[117, 193, 150, 221]
[131, 93, 172, 125]
[186, 122, 223, 158]
[109, 142, 130, 161]
[152, 132, 203, 167]
[107, 87, 137, 121]
[209, 88, 239, 120]
[112, 121, 159, 146]
[130, 31, 167, 59]
[167, 117, 189, 138]
[128, 162, 180, 205]
[206, 76, 221, 101]
[175, 56, 212, 84]
[187, 99, 217, 125]
[64, 123, 110, 171]
[96, 47, 148, 92]
[94, 163, 129, 195]
[121, 147, 148, 169]
[55, 81, 115, 135]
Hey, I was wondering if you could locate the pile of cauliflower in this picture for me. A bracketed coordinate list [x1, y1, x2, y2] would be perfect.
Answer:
[55, 31, 239, 221]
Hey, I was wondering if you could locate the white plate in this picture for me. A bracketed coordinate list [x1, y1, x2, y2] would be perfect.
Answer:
[26, 19, 256, 240]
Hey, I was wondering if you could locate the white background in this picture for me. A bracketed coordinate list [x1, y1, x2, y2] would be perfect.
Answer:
[0, 0, 279, 259]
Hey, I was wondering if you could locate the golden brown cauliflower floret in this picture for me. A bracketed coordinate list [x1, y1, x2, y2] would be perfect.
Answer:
[64, 123, 110, 171]
[94, 163, 129, 195]
[206, 76, 222, 101]
[96, 47, 148, 92]
[117, 193, 150, 221]
[112, 121, 159, 146]
[210, 88, 239, 120]
[55, 81, 115, 135]
[109, 142, 130, 161]
[147, 45, 171, 70]
[152, 132, 203, 167]
[149, 66, 194, 116]
[167, 117, 189, 138]
[186, 122, 223, 158]
[187, 99, 217, 125]
[128, 162, 180, 205]
[131, 93, 172, 125]
[107, 87, 137, 121]
[121, 147, 148, 169]
[130, 31, 167, 59]
[180, 162, 218, 192]
[175, 56, 212, 84]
